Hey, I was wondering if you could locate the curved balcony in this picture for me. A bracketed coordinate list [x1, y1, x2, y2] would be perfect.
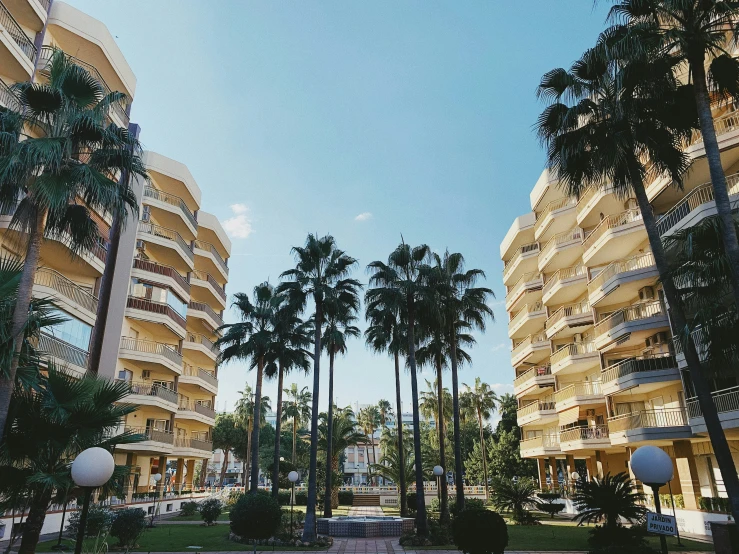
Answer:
[513, 365, 554, 397]
[593, 300, 668, 350]
[194, 239, 229, 280]
[174, 436, 214, 456]
[508, 301, 546, 339]
[559, 425, 610, 451]
[503, 242, 540, 286]
[180, 364, 218, 395]
[188, 300, 224, 333]
[177, 398, 216, 424]
[545, 300, 593, 340]
[137, 222, 194, 270]
[118, 337, 182, 375]
[33, 268, 98, 323]
[191, 269, 227, 309]
[538, 227, 583, 272]
[131, 258, 190, 302]
[118, 426, 174, 454]
[0, 1, 36, 80]
[600, 354, 679, 396]
[38, 332, 88, 375]
[554, 381, 604, 411]
[542, 265, 588, 306]
[534, 196, 577, 242]
[505, 271, 543, 312]
[125, 381, 179, 410]
[511, 331, 549, 368]
[183, 333, 219, 364]
[608, 409, 691, 445]
[576, 186, 623, 228]
[519, 433, 561, 457]
[687, 386, 739, 434]
[125, 296, 187, 338]
[517, 399, 557, 426]
[143, 186, 197, 236]
[582, 209, 645, 266]
[550, 341, 599, 376]
[587, 252, 657, 307]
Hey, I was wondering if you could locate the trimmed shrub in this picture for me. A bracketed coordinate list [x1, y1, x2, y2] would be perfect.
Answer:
[180, 501, 199, 516]
[428, 517, 453, 546]
[406, 492, 418, 513]
[699, 496, 730, 513]
[278, 507, 305, 539]
[338, 490, 354, 506]
[199, 498, 223, 525]
[109, 508, 147, 548]
[277, 490, 291, 506]
[65, 504, 113, 538]
[230, 493, 282, 542]
[537, 501, 566, 518]
[452, 509, 508, 554]
[295, 491, 308, 506]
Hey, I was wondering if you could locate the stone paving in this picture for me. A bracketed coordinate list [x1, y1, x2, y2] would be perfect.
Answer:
[347, 506, 386, 517]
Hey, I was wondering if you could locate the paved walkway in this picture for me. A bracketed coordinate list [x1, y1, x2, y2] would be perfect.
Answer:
[347, 506, 385, 517]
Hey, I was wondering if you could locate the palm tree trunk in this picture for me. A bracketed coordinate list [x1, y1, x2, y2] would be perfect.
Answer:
[406, 298, 428, 537]
[477, 408, 489, 500]
[293, 414, 297, 465]
[245, 421, 252, 486]
[394, 351, 408, 516]
[220, 449, 229, 486]
[18, 488, 52, 554]
[370, 427, 378, 485]
[331, 456, 340, 509]
[302, 297, 322, 543]
[448, 333, 465, 510]
[632, 177, 739, 523]
[272, 361, 285, 499]
[366, 433, 374, 486]
[435, 365, 449, 524]
[250, 357, 265, 493]
[0, 206, 47, 443]
[199, 460, 207, 488]
[323, 349, 336, 517]
[691, 59, 739, 308]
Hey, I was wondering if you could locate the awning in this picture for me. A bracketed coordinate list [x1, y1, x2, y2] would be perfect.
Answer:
[559, 406, 581, 426]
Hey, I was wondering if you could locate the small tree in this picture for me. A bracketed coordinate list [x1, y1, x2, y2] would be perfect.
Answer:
[572, 473, 646, 531]
[489, 477, 539, 525]
[180, 502, 198, 516]
[66, 504, 113, 538]
[199, 498, 223, 526]
[230, 493, 283, 551]
[109, 508, 147, 551]
[453, 509, 507, 554]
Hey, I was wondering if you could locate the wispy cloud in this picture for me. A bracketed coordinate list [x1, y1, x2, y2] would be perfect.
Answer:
[354, 212, 373, 222]
[223, 203, 254, 239]
[491, 343, 507, 352]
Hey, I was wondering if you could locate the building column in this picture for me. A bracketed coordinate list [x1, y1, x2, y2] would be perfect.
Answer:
[674, 440, 701, 510]
[186, 459, 195, 490]
[125, 453, 137, 502]
[537, 459, 547, 490]
[565, 455, 576, 491]
[199, 459, 208, 489]
[157, 456, 166, 495]
[586, 456, 596, 481]
[595, 451, 609, 477]
[174, 458, 185, 492]
[548, 457, 559, 490]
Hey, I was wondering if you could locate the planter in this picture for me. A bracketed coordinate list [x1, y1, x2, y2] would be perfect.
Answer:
[710, 521, 738, 554]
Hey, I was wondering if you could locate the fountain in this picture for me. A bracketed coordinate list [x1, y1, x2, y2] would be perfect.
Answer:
[316, 516, 414, 537]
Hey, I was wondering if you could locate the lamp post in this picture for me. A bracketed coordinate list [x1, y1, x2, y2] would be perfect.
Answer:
[71, 448, 115, 554]
[288, 471, 299, 536]
[433, 465, 444, 506]
[571, 471, 580, 495]
[150, 473, 162, 527]
[631, 446, 674, 554]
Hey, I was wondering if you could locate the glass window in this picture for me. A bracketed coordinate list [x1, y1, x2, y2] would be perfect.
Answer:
[166, 290, 187, 319]
[129, 279, 187, 318]
[48, 309, 92, 351]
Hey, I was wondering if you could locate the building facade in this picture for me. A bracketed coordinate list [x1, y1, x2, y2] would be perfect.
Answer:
[501, 116, 739, 510]
[0, 1, 230, 494]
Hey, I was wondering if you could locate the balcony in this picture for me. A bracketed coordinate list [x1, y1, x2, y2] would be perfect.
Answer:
[517, 399, 557, 426]
[503, 242, 540, 286]
[191, 270, 227, 309]
[559, 425, 610, 451]
[513, 365, 554, 397]
[534, 196, 577, 242]
[131, 258, 190, 303]
[582, 209, 645, 266]
[538, 228, 583, 272]
[143, 186, 198, 237]
[194, 239, 229, 280]
[183, 333, 220, 364]
[608, 409, 691, 445]
[137, 222, 194, 270]
[519, 434, 561, 457]
[550, 342, 599, 376]
[0, 79, 19, 111]
[554, 381, 604, 411]
[600, 355, 680, 396]
[545, 300, 593, 340]
[125, 296, 187, 338]
[593, 300, 668, 350]
[0, 1, 36, 80]
[576, 186, 624, 228]
[33, 267, 98, 323]
[125, 381, 179, 410]
[687, 386, 739, 434]
[118, 337, 182, 375]
[542, 265, 588, 305]
[511, 331, 550, 368]
[508, 301, 546, 339]
[38, 332, 88, 375]
[587, 252, 658, 307]
[188, 300, 224, 333]
[180, 364, 218, 395]
[505, 271, 543, 312]
[174, 436, 214, 455]
[177, 398, 216, 424]
[118, 426, 174, 454]
[656, 173, 739, 238]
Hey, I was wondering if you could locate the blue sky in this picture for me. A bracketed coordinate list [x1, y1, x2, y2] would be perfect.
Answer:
[68, 0, 610, 418]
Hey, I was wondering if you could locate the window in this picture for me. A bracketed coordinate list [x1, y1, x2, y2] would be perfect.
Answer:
[48, 309, 92, 351]
[146, 418, 170, 432]
[130, 279, 187, 319]
[117, 369, 133, 382]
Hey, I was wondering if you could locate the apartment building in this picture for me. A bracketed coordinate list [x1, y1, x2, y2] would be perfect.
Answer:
[501, 103, 739, 516]
[0, 1, 230, 494]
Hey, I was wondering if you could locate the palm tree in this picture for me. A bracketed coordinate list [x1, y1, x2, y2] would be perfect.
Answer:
[278, 234, 359, 542]
[217, 282, 281, 493]
[370, 447, 415, 491]
[234, 385, 271, 486]
[536, 35, 739, 523]
[316, 407, 364, 509]
[358, 405, 381, 486]
[489, 477, 539, 525]
[366, 241, 433, 536]
[0, 50, 145, 440]
[377, 399, 393, 429]
[430, 250, 494, 509]
[212, 413, 239, 486]
[282, 384, 312, 465]
[365, 301, 409, 515]
[611, 0, 739, 307]
[461, 377, 498, 500]
[572, 473, 646, 530]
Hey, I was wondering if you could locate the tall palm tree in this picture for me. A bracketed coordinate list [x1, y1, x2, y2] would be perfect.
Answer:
[572, 473, 646, 530]
[358, 405, 381, 486]
[366, 241, 433, 536]
[316, 407, 364, 509]
[234, 385, 271, 486]
[611, 0, 739, 307]
[266, 302, 312, 499]
[0, 50, 145, 441]
[282, 384, 311, 465]
[217, 282, 281, 493]
[461, 377, 498, 500]
[535, 35, 739, 522]
[212, 413, 239, 486]
[278, 234, 359, 542]
[430, 250, 494, 509]
[377, 399, 393, 429]
[365, 302, 408, 515]
[322, 300, 360, 516]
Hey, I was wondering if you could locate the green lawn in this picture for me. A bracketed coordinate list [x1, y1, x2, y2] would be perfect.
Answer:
[170, 511, 230, 522]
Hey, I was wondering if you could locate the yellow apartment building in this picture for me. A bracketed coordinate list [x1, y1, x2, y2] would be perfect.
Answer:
[501, 100, 739, 525]
[0, 1, 230, 494]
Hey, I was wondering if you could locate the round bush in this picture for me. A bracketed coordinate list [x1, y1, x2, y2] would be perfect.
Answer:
[109, 508, 147, 548]
[199, 498, 223, 526]
[295, 491, 308, 506]
[406, 492, 418, 513]
[277, 490, 292, 506]
[453, 509, 508, 554]
[230, 492, 283, 542]
[180, 501, 198, 516]
[338, 490, 354, 506]
[65, 504, 113, 538]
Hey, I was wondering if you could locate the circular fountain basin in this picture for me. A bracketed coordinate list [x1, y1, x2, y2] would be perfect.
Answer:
[316, 516, 414, 537]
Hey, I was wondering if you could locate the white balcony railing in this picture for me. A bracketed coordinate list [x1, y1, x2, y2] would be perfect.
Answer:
[608, 408, 688, 433]
[509, 301, 545, 332]
[543, 265, 587, 298]
[550, 341, 596, 365]
[554, 381, 602, 404]
[513, 365, 552, 389]
[545, 300, 591, 330]
[540, 227, 583, 264]
[560, 425, 609, 443]
[687, 386, 739, 419]
[587, 251, 655, 296]
[582, 209, 642, 252]
[506, 271, 542, 306]
[594, 300, 664, 338]
[601, 354, 677, 384]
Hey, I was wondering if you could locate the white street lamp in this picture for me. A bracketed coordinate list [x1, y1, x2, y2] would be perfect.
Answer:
[71, 448, 115, 554]
[631, 446, 673, 554]
[150, 473, 163, 527]
[432, 465, 444, 477]
[288, 471, 300, 534]
[433, 465, 444, 504]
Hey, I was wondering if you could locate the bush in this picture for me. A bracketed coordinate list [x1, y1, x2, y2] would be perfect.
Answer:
[587, 525, 656, 554]
[406, 492, 418, 513]
[428, 517, 453, 546]
[295, 491, 308, 506]
[537, 492, 561, 502]
[452, 509, 508, 554]
[277, 507, 305, 540]
[66, 504, 114, 538]
[199, 498, 223, 525]
[230, 493, 283, 542]
[338, 490, 354, 506]
[277, 490, 291, 506]
[180, 501, 199, 516]
[699, 496, 731, 513]
[537, 501, 566, 518]
[225, 490, 243, 508]
[110, 508, 147, 549]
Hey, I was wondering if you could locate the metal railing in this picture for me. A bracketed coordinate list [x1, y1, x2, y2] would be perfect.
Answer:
[594, 300, 664, 337]
[560, 425, 609, 443]
[687, 386, 739, 418]
[0, 2, 36, 61]
[132, 258, 190, 294]
[576, 185, 597, 213]
[144, 186, 197, 229]
[182, 364, 218, 388]
[503, 241, 540, 273]
[188, 300, 224, 327]
[608, 408, 688, 433]
[127, 381, 179, 404]
[509, 301, 545, 331]
[656, 173, 739, 236]
[540, 227, 583, 263]
[545, 300, 591, 329]
[550, 341, 596, 365]
[535, 196, 577, 233]
[506, 271, 542, 305]
[193, 240, 229, 275]
[517, 400, 556, 418]
[138, 222, 194, 261]
[0, 79, 20, 111]
[543, 265, 587, 297]
[126, 295, 187, 329]
[38, 332, 88, 368]
[582, 209, 642, 251]
[520, 434, 560, 451]
[34, 267, 98, 314]
[119, 337, 182, 366]
[601, 354, 677, 384]
[185, 333, 220, 355]
[191, 270, 226, 301]
[587, 252, 655, 296]
[687, 106, 739, 148]
[514, 365, 552, 389]
[178, 398, 216, 419]
[174, 436, 214, 451]
[554, 381, 602, 403]
[125, 426, 174, 445]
